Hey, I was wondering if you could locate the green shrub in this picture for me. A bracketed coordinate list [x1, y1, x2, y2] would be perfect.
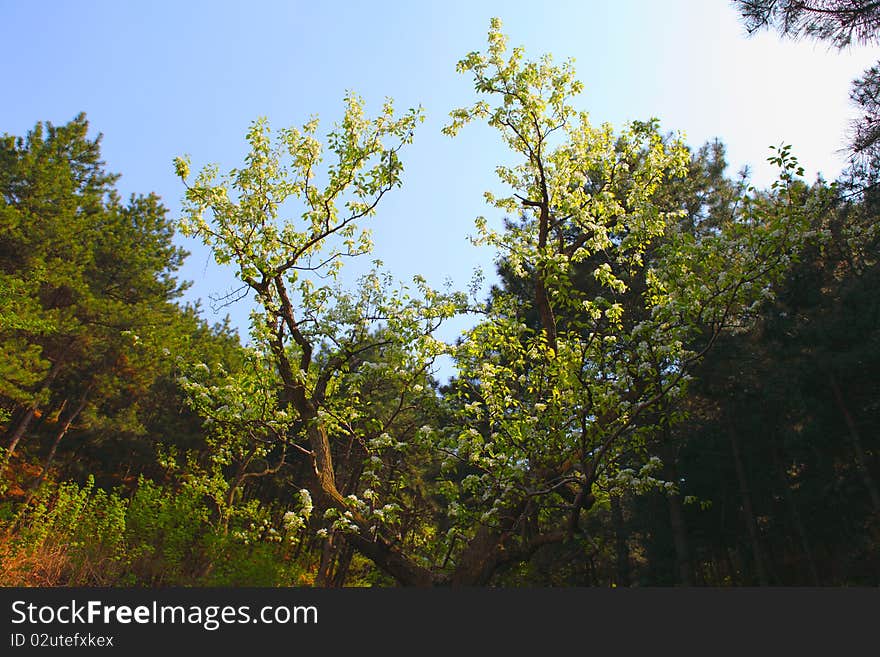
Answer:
[122, 476, 214, 585]
[1, 474, 305, 586]
[1, 476, 127, 585]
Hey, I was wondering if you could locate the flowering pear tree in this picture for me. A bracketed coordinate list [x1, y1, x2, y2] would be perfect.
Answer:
[175, 95, 462, 585]
[433, 19, 810, 584]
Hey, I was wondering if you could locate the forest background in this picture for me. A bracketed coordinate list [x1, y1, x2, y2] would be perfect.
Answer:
[1, 0, 878, 586]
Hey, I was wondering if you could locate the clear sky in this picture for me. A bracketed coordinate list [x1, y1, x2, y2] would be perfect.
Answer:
[2, 0, 878, 378]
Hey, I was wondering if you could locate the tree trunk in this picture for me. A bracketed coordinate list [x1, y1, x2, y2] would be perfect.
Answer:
[4, 359, 65, 470]
[304, 420, 436, 587]
[316, 535, 335, 587]
[530, 199, 557, 352]
[5, 406, 36, 462]
[28, 392, 89, 494]
[534, 276, 557, 352]
[829, 373, 880, 514]
[331, 543, 355, 587]
[783, 482, 819, 585]
[728, 425, 769, 585]
[449, 499, 574, 586]
[448, 526, 504, 586]
[667, 491, 694, 586]
[773, 441, 820, 585]
[610, 494, 631, 587]
[659, 433, 694, 586]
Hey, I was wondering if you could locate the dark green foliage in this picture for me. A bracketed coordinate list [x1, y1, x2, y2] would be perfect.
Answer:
[0, 114, 185, 459]
[629, 178, 880, 585]
[0, 115, 244, 490]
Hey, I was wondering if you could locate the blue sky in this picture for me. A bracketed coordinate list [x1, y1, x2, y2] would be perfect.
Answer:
[2, 0, 878, 378]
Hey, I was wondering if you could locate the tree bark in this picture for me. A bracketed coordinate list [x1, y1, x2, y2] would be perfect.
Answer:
[302, 421, 437, 587]
[331, 543, 355, 587]
[449, 526, 506, 586]
[728, 424, 769, 585]
[519, 196, 558, 352]
[773, 439, 820, 585]
[660, 435, 694, 586]
[5, 406, 36, 461]
[316, 535, 335, 587]
[667, 490, 694, 586]
[535, 202, 558, 353]
[829, 373, 880, 514]
[4, 357, 64, 465]
[610, 494, 631, 587]
[449, 493, 581, 586]
[783, 478, 820, 585]
[24, 391, 89, 506]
